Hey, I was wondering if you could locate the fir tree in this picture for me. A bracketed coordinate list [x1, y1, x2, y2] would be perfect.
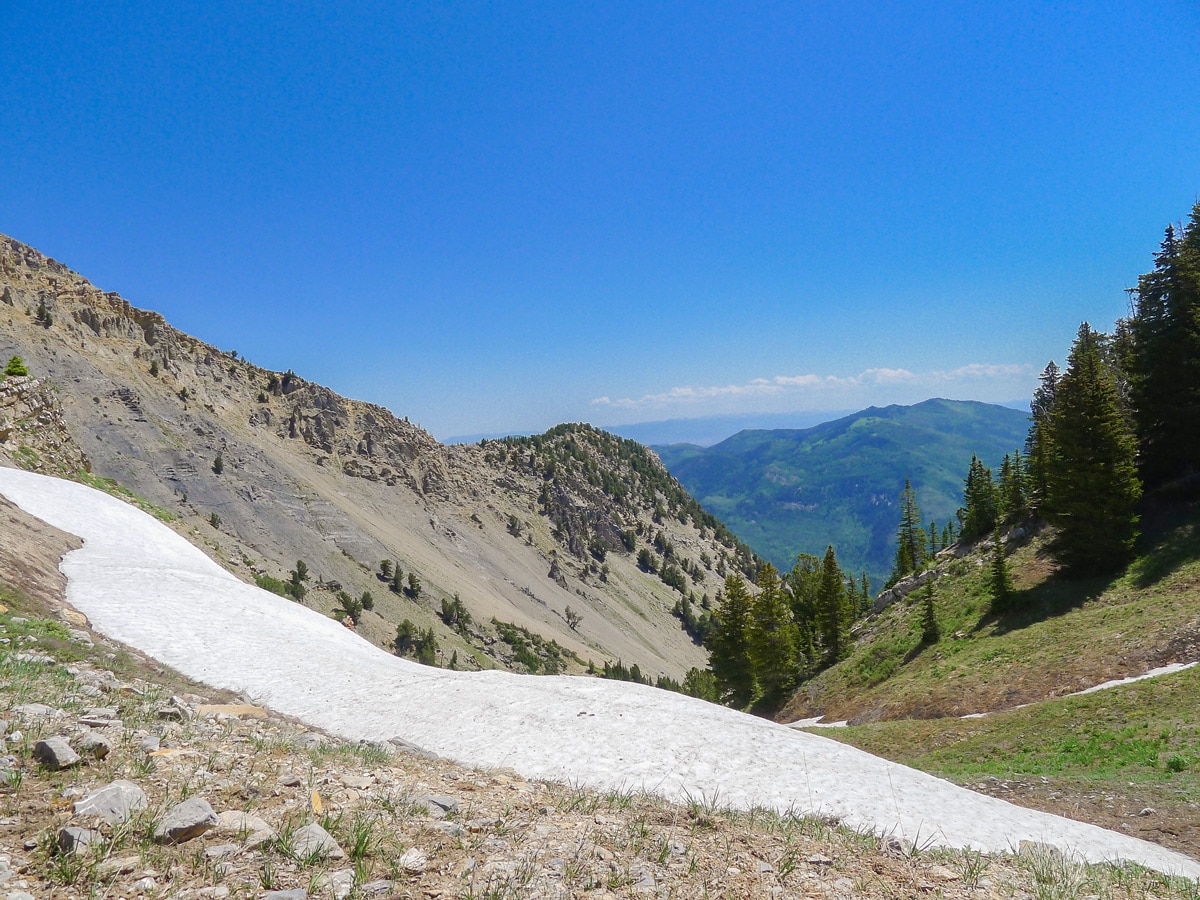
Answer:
[997, 451, 1027, 523]
[891, 479, 926, 582]
[1025, 362, 1059, 511]
[704, 574, 756, 707]
[920, 580, 939, 644]
[746, 564, 800, 704]
[1044, 323, 1141, 573]
[1130, 204, 1200, 489]
[816, 545, 852, 664]
[960, 455, 997, 543]
[989, 527, 1014, 611]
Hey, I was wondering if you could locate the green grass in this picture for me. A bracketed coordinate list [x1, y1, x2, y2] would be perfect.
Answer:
[823, 665, 1199, 790]
[782, 512, 1200, 725]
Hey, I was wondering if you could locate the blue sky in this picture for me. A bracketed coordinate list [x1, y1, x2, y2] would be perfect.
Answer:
[3, 2, 1198, 440]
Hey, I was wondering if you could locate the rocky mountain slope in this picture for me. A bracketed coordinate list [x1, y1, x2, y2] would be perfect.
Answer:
[0, 234, 751, 680]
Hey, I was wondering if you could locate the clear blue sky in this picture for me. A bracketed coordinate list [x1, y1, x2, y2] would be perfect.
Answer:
[3, 2, 1198, 439]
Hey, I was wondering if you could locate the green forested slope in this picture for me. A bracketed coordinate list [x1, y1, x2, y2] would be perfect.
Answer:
[655, 399, 1029, 585]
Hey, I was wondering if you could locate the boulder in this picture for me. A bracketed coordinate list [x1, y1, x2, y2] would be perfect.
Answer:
[289, 822, 344, 860]
[33, 735, 80, 769]
[154, 796, 218, 843]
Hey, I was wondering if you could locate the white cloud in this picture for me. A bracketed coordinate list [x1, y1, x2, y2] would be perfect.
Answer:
[591, 363, 1035, 412]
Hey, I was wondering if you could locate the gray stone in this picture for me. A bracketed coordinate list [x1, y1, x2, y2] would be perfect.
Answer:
[360, 881, 395, 897]
[12, 703, 62, 720]
[294, 732, 326, 749]
[74, 780, 148, 824]
[74, 729, 113, 759]
[314, 869, 355, 900]
[154, 796, 218, 843]
[33, 735, 80, 769]
[396, 848, 427, 873]
[57, 826, 99, 854]
[290, 822, 344, 860]
[214, 810, 275, 847]
[264, 891, 307, 900]
[419, 793, 459, 814]
[203, 843, 239, 860]
[278, 773, 303, 787]
[137, 734, 160, 753]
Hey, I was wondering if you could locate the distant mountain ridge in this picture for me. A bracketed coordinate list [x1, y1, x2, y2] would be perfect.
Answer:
[654, 399, 1031, 586]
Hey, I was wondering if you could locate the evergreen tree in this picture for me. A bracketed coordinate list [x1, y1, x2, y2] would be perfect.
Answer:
[1130, 204, 1200, 488]
[1044, 322, 1142, 573]
[704, 574, 756, 707]
[891, 479, 926, 582]
[1025, 362, 1060, 511]
[746, 565, 800, 704]
[816, 545, 852, 664]
[920, 580, 939, 644]
[989, 527, 1014, 611]
[960, 456, 997, 542]
[997, 451, 1027, 523]
[927, 520, 939, 556]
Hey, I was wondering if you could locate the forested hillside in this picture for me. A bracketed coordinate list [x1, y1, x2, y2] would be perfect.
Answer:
[655, 398, 1029, 587]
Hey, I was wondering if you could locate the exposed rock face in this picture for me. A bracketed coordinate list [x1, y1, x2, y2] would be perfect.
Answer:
[0, 376, 90, 476]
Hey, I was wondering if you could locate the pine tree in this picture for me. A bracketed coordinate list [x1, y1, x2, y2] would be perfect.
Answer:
[704, 574, 756, 707]
[1130, 204, 1200, 489]
[746, 565, 800, 704]
[997, 452, 1027, 523]
[920, 580, 939, 644]
[1044, 322, 1142, 573]
[960, 456, 997, 543]
[891, 479, 926, 582]
[1025, 362, 1059, 511]
[989, 527, 1014, 611]
[816, 546, 852, 664]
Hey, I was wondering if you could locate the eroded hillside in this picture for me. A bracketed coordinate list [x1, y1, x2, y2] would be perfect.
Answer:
[0, 234, 754, 679]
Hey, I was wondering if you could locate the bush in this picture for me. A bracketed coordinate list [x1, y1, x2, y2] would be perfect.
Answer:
[4, 356, 29, 377]
[212, 455, 224, 475]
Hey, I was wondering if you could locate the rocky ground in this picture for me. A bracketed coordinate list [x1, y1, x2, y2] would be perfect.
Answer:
[2, 505, 1199, 898]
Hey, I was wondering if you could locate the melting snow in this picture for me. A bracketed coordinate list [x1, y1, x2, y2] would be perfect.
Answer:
[1, 468, 1196, 878]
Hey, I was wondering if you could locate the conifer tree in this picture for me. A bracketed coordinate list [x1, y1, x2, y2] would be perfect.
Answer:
[989, 527, 1014, 611]
[920, 580, 939, 644]
[960, 456, 997, 542]
[1130, 204, 1200, 489]
[891, 479, 926, 582]
[1025, 362, 1059, 511]
[998, 451, 1027, 523]
[746, 565, 800, 703]
[1044, 323, 1141, 573]
[704, 574, 756, 707]
[816, 546, 852, 664]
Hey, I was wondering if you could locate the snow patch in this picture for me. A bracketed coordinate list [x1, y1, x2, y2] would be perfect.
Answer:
[0, 468, 1196, 878]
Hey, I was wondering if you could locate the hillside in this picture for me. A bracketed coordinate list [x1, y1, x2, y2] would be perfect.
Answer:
[655, 399, 1030, 586]
[783, 512, 1200, 859]
[0, 234, 752, 680]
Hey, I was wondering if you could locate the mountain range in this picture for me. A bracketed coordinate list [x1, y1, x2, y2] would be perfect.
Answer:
[654, 399, 1031, 586]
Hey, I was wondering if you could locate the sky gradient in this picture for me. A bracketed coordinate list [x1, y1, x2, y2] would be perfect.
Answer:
[3, 2, 1198, 439]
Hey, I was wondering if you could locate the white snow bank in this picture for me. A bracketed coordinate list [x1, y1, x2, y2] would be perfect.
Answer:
[1, 468, 1197, 878]
[1075, 662, 1197, 696]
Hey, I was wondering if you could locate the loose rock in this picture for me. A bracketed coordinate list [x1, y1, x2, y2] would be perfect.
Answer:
[74, 780, 148, 824]
[154, 796, 218, 843]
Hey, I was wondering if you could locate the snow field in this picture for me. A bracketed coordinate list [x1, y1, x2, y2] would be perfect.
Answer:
[1, 468, 1196, 878]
